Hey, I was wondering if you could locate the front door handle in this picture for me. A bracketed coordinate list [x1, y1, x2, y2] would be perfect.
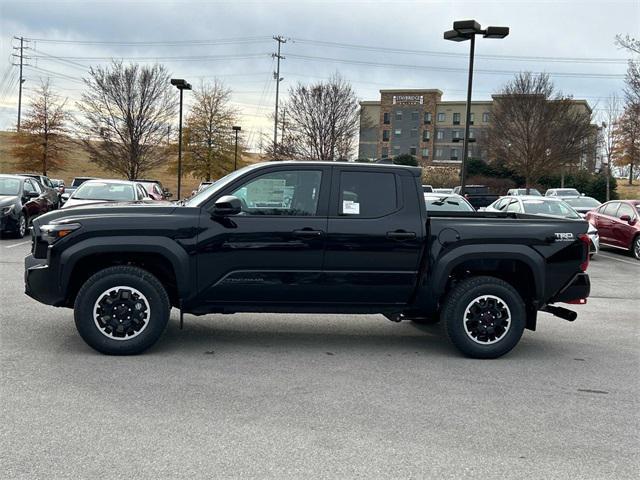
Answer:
[387, 230, 416, 241]
[292, 229, 324, 238]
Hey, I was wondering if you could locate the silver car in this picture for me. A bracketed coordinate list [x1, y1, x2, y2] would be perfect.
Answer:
[62, 179, 153, 209]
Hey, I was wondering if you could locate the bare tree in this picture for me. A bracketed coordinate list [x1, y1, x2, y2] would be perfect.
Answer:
[11, 79, 70, 175]
[613, 56, 640, 185]
[181, 80, 239, 180]
[599, 94, 620, 200]
[282, 75, 359, 161]
[487, 72, 595, 190]
[76, 61, 176, 180]
[615, 34, 640, 55]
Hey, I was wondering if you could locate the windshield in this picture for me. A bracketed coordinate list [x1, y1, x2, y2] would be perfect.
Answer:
[0, 177, 21, 196]
[184, 165, 254, 206]
[425, 195, 474, 212]
[72, 178, 92, 187]
[72, 182, 135, 201]
[564, 197, 601, 208]
[522, 199, 581, 219]
[516, 189, 541, 196]
[555, 189, 580, 196]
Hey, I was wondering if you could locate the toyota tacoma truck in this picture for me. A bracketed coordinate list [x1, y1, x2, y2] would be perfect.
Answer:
[25, 162, 591, 358]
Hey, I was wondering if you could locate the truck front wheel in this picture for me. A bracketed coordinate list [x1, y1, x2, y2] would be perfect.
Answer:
[74, 266, 170, 355]
[441, 276, 526, 359]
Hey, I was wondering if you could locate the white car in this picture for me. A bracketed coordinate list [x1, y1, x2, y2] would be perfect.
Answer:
[62, 179, 153, 209]
[545, 188, 581, 198]
[506, 188, 542, 196]
[487, 195, 599, 256]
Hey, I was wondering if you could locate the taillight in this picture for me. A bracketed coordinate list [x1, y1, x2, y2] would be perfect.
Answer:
[578, 233, 590, 272]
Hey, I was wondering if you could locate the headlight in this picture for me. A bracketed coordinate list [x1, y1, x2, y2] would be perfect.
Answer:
[40, 223, 81, 244]
[1, 205, 14, 216]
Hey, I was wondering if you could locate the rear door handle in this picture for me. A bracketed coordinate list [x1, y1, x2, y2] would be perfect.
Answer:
[292, 229, 324, 238]
[387, 230, 416, 241]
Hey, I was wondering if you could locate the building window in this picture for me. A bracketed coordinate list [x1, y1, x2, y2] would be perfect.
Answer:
[382, 130, 390, 142]
[469, 129, 475, 139]
[383, 112, 390, 125]
[422, 130, 430, 141]
[394, 128, 402, 136]
[381, 147, 389, 158]
[410, 146, 417, 156]
[452, 130, 461, 140]
[424, 112, 432, 124]
[435, 148, 444, 158]
[453, 113, 461, 125]
[395, 111, 402, 121]
[393, 145, 401, 153]
[436, 130, 444, 140]
[411, 111, 419, 121]
[410, 128, 418, 137]
[451, 148, 459, 160]
[469, 112, 474, 125]
[421, 148, 429, 158]
[483, 112, 490, 122]
[437, 112, 445, 122]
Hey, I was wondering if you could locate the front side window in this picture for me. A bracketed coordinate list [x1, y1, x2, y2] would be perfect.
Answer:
[617, 203, 636, 219]
[339, 171, 397, 217]
[231, 170, 322, 216]
[31, 179, 42, 194]
[506, 200, 522, 213]
[23, 179, 36, 194]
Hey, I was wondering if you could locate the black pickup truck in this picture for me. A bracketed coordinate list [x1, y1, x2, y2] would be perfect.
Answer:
[25, 162, 591, 358]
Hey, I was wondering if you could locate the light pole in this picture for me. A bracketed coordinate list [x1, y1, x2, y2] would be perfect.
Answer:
[170, 78, 192, 199]
[444, 20, 509, 195]
[232, 125, 241, 171]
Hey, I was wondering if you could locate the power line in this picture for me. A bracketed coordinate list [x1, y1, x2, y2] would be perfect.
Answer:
[28, 52, 270, 62]
[24, 35, 272, 46]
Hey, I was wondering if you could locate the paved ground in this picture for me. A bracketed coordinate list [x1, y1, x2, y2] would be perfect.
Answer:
[1, 237, 639, 479]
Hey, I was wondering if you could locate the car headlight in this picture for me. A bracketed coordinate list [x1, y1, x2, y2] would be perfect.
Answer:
[40, 223, 81, 244]
[1, 205, 14, 216]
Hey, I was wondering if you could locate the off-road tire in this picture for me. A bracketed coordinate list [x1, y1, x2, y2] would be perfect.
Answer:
[74, 266, 170, 355]
[442, 276, 526, 359]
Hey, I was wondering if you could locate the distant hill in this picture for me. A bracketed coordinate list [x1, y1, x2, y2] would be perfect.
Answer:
[0, 131, 265, 196]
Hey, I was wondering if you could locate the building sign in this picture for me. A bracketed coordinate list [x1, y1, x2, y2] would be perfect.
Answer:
[393, 95, 423, 105]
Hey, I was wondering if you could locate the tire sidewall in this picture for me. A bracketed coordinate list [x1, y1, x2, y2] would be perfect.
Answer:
[633, 236, 640, 260]
[444, 278, 526, 359]
[74, 270, 169, 355]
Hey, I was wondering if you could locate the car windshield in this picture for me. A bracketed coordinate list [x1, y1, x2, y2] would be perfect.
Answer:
[184, 166, 253, 206]
[0, 178, 21, 195]
[522, 199, 581, 219]
[424, 195, 474, 212]
[554, 189, 580, 196]
[516, 189, 541, 196]
[72, 182, 135, 201]
[564, 197, 601, 208]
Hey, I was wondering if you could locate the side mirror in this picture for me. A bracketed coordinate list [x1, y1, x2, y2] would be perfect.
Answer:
[164, 192, 173, 198]
[619, 214, 635, 224]
[212, 195, 242, 216]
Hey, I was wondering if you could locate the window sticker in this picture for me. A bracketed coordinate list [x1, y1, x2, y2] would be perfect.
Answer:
[342, 200, 360, 215]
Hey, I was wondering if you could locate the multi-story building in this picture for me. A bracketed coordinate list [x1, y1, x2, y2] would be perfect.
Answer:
[358, 89, 593, 167]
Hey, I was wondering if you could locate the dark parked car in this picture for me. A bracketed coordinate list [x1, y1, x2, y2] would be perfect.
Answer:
[26, 162, 591, 358]
[586, 200, 640, 260]
[18, 174, 60, 209]
[0, 174, 52, 237]
[452, 185, 499, 209]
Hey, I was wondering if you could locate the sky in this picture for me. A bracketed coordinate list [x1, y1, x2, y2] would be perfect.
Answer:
[0, 0, 637, 151]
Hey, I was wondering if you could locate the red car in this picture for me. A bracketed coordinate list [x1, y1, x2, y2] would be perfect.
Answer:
[585, 200, 640, 260]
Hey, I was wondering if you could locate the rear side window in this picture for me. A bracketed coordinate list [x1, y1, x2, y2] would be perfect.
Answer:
[338, 171, 397, 217]
[602, 202, 619, 217]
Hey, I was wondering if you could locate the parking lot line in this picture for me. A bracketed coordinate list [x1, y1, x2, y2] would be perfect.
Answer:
[598, 252, 639, 266]
[4, 240, 31, 249]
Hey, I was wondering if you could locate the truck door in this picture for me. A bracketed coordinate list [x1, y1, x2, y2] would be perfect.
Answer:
[196, 165, 330, 305]
[322, 167, 424, 305]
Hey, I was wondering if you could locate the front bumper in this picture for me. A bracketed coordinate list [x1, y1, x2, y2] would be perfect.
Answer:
[589, 232, 599, 255]
[550, 272, 591, 304]
[24, 254, 65, 306]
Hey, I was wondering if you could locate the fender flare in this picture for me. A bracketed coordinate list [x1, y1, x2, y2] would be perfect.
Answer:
[58, 236, 193, 300]
[430, 244, 546, 302]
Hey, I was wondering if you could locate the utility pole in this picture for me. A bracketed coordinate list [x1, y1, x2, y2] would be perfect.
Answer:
[280, 108, 286, 158]
[272, 35, 286, 157]
[12, 36, 29, 132]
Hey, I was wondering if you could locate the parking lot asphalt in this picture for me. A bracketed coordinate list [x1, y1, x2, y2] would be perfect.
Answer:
[1, 238, 639, 479]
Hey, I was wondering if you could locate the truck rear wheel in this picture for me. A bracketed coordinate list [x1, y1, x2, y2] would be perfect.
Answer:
[441, 276, 525, 359]
[74, 266, 170, 355]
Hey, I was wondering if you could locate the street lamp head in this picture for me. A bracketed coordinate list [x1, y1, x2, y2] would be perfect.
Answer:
[444, 29, 469, 42]
[483, 26, 510, 39]
[453, 20, 482, 35]
[232, 126, 241, 132]
[170, 78, 192, 90]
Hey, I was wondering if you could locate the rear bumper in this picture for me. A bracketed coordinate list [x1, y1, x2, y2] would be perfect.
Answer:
[550, 273, 590, 304]
[24, 254, 65, 306]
